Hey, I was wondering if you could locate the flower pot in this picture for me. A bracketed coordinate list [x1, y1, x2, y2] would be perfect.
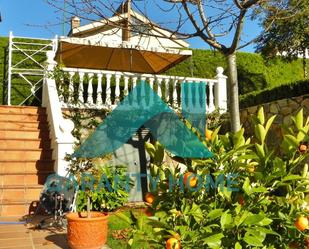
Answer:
[66, 211, 109, 249]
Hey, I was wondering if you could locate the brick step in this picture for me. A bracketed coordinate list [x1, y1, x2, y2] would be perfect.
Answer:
[0, 129, 50, 139]
[0, 197, 41, 216]
[0, 121, 49, 130]
[0, 113, 47, 122]
[0, 138, 51, 150]
[0, 160, 54, 174]
[0, 149, 53, 161]
[0, 172, 51, 186]
[1, 187, 42, 202]
[0, 105, 46, 115]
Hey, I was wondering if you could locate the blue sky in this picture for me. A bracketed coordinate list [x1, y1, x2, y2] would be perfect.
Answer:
[0, 0, 262, 52]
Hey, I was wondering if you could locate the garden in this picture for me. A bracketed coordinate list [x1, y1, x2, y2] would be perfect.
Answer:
[67, 108, 309, 248]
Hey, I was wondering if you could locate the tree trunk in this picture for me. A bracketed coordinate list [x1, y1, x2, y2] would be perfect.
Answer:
[227, 53, 241, 132]
[303, 50, 308, 79]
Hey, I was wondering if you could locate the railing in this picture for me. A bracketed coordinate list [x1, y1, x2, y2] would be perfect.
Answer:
[56, 66, 227, 114]
[42, 51, 75, 176]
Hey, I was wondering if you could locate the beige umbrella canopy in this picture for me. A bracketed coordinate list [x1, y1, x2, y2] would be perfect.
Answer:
[55, 40, 192, 74]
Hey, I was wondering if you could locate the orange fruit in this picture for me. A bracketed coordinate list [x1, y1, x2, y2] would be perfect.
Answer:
[238, 195, 245, 206]
[205, 129, 213, 141]
[295, 216, 309, 231]
[166, 237, 181, 249]
[144, 192, 155, 204]
[299, 144, 308, 153]
[183, 172, 198, 188]
[144, 208, 153, 217]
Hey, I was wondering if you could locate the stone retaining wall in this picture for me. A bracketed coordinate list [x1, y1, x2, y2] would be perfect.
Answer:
[240, 94, 309, 144]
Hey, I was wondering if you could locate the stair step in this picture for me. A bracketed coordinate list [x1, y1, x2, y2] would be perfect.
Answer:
[1, 188, 42, 202]
[0, 138, 51, 150]
[0, 113, 47, 122]
[0, 105, 46, 115]
[0, 120, 49, 130]
[0, 201, 40, 216]
[0, 173, 50, 185]
[0, 160, 54, 173]
[0, 149, 53, 161]
[0, 130, 50, 139]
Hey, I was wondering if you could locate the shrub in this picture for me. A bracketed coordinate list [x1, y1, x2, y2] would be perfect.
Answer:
[118, 108, 309, 248]
[240, 79, 309, 108]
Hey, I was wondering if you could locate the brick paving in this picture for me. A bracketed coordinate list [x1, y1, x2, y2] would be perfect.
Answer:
[0, 216, 111, 249]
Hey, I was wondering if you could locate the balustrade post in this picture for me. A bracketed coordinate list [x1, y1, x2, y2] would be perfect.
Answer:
[172, 78, 178, 107]
[68, 72, 75, 104]
[208, 81, 215, 113]
[156, 78, 163, 98]
[115, 73, 121, 103]
[78, 72, 85, 105]
[97, 73, 103, 106]
[215, 67, 228, 113]
[87, 73, 94, 105]
[105, 73, 112, 106]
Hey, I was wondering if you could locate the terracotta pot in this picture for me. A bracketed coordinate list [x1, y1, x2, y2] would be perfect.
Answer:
[66, 211, 109, 249]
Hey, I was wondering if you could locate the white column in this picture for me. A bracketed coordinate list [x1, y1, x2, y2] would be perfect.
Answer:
[68, 72, 75, 104]
[164, 78, 170, 102]
[156, 78, 163, 98]
[115, 73, 121, 103]
[87, 73, 94, 105]
[208, 81, 215, 113]
[214, 67, 228, 113]
[105, 73, 112, 105]
[78, 72, 85, 104]
[124, 76, 129, 95]
[172, 78, 178, 107]
[97, 73, 103, 106]
[132, 77, 138, 88]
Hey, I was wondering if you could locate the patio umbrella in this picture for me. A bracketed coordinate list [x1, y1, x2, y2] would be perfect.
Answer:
[55, 39, 192, 74]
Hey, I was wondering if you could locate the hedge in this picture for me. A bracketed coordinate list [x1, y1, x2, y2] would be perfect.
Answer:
[239, 79, 309, 108]
[0, 36, 308, 105]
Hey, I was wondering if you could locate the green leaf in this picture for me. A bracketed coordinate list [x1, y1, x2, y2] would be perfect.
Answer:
[236, 211, 249, 227]
[115, 212, 132, 225]
[255, 143, 265, 158]
[257, 107, 265, 125]
[207, 209, 223, 221]
[220, 211, 233, 229]
[235, 242, 242, 249]
[243, 213, 265, 225]
[257, 217, 273, 226]
[190, 203, 203, 223]
[255, 124, 266, 144]
[294, 109, 303, 130]
[154, 141, 164, 164]
[284, 135, 299, 148]
[203, 233, 224, 247]
[282, 175, 303, 182]
[243, 177, 251, 195]
[244, 230, 265, 246]
[145, 142, 156, 159]
[265, 115, 276, 134]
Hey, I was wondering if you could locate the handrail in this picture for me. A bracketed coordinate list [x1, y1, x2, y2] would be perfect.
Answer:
[42, 50, 75, 176]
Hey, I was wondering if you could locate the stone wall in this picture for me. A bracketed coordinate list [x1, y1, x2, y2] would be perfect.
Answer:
[240, 94, 309, 144]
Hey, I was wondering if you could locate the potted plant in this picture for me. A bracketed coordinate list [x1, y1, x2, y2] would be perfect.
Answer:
[65, 157, 132, 249]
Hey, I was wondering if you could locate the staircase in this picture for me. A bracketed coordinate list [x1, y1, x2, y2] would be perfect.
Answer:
[0, 105, 54, 217]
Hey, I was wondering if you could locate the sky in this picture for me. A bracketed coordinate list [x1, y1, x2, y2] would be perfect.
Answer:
[0, 0, 262, 52]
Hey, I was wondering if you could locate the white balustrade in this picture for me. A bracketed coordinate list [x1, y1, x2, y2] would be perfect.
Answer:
[51, 67, 227, 114]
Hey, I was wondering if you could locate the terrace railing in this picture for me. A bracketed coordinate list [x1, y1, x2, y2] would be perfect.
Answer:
[50, 59, 227, 114]
[43, 50, 227, 174]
